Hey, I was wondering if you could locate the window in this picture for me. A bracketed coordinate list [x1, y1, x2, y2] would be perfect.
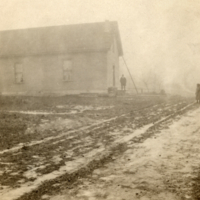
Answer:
[14, 63, 23, 83]
[112, 44, 114, 53]
[63, 60, 72, 81]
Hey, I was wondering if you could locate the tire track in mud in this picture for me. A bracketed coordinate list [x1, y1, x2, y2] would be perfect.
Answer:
[13, 101, 196, 200]
[0, 100, 185, 164]
[0, 101, 167, 155]
[0, 101, 195, 200]
[0, 102, 193, 191]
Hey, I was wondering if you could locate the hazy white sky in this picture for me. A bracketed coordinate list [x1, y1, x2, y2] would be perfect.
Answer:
[0, 0, 200, 94]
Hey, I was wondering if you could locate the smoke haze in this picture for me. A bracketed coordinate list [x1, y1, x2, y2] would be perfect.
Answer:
[0, 0, 200, 95]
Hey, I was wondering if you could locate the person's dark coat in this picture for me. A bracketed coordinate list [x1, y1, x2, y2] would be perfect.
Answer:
[196, 85, 200, 101]
[120, 77, 126, 86]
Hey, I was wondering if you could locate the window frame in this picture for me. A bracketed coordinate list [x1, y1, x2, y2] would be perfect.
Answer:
[62, 60, 73, 82]
[14, 63, 24, 84]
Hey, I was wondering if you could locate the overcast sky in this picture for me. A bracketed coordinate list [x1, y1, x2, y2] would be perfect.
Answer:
[0, 0, 200, 94]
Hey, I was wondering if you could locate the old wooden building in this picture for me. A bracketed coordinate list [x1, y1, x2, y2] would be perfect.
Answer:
[0, 21, 123, 95]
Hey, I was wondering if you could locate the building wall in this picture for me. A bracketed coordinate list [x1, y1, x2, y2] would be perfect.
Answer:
[0, 52, 108, 95]
[106, 37, 120, 89]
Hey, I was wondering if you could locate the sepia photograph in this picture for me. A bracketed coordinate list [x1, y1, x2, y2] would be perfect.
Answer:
[0, 0, 200, 200]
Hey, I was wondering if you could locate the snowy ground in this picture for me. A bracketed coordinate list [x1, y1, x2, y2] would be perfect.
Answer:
[8, 105, 114, 115]
[48, 104, 200, 200]
[0, 96, 196, 200]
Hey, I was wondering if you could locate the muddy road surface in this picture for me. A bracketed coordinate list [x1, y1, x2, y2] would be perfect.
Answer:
[0, 95, 197, 200]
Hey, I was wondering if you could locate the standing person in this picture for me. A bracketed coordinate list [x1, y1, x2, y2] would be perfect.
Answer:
[120, 75, 127, 90]
[196, 84, 200, 103]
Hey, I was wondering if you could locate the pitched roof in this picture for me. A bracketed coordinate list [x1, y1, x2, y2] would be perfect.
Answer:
[0, 21, 123, 57]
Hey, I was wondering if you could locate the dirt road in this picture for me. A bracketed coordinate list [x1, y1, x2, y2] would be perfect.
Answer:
[48, 104, 200, 200]
[0, 96, 197, 200]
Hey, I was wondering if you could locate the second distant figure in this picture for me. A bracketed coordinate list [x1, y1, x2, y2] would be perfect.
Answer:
[196, 83, 200, 103]
[120, 75, 127, 90]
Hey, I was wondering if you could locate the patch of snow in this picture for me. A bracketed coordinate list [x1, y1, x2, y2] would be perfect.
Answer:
[114, 124, 152, 144]
[41, 194, 51, 199]
[23, 169, 38, 179]
[0, 111, 128, 156]
[23, 165, 47, 179]
[49, 195, 66, 200]
[0, 148, 105, 200]
[52, 155, 62, 165]
[100, 175, 121, 182]
[10, 172, 19, 176]
[9, 111, 56, 115]
[0, 162, 13, 166]
[8, 105, 114, 116]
